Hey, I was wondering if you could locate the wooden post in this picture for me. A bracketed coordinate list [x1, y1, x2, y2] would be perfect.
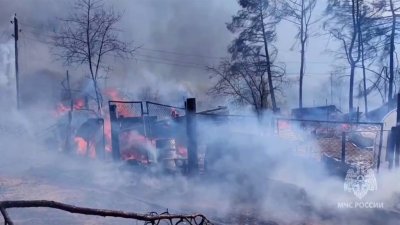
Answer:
[341, 132, 346, 164]
[186, 98, 198, 174]
[109, 104, 120, 161]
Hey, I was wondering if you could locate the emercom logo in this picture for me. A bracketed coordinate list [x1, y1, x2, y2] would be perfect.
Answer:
[337, 164, 383, 209]
[344, 165, 377, 200]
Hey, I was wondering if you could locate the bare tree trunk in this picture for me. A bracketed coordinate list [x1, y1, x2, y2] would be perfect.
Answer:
[361, 41, 368, 116]
[389, 0, 396, 102]
[299, 0, 305, 109]
[348, 0, 361, 115]
[92, 79, 102, 114]
[85, 0, 102, 115]
[259, 6, 277, 112]
[263, 43, 277, 112]
[66, 71, 73, 153]
[385, 66, 388, 103]
[358, 5, 368, 117]
[259, 77, 268, 118]
[349, 65, 355, 114]
[299, 44, 305, 109]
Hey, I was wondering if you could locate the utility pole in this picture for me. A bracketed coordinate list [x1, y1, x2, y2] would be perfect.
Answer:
[11, 14, 20, 110]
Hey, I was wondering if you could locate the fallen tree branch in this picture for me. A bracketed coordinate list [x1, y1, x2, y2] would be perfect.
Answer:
[0, 200, 212, 225]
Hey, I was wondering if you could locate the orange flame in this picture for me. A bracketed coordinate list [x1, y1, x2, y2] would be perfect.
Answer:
[74, 137, 96, 158]
[54, 98, 86, 117]
[55, 88, 187, 161]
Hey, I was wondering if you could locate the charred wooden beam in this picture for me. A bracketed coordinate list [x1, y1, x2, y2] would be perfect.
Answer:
[186, 98, 198, 174]
[109, 104, 121, 161]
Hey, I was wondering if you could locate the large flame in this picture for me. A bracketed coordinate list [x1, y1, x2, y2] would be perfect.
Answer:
[54, 88, 187, 161]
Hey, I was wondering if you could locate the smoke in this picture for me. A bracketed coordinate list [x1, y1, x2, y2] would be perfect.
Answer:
[0, 0, 237, 111]
[0, 1, 399, 224]
[1, 100, 400, 225]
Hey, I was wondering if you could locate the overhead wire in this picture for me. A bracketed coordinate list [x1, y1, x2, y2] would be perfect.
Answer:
[17, 19, 336, 76]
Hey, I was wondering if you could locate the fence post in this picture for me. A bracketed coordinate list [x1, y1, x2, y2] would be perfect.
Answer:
[109, 104, 121, 161]
[186, 98, 198, 174]
[377, 124, 384, 173]
[97, 118, 105, 160]
[341, 132, 346, 164]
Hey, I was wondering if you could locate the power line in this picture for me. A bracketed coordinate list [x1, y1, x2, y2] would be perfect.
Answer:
[138, 48, 332, 65]
[134, 53, 207, 67]
[19, 32, 51, 44]
[138, 47, 225, 59]
[134, 58, 332, 75]
[134, 58, 207, 70]
[19, 20, 334, 66]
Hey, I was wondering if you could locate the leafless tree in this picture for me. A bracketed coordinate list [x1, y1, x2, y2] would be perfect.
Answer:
[280, 0, 317, 109]
[372, 0, 400, 103]
[52, 0, 136, 115]
[324, 0, 364, 115]
[208, 52, 285, 116]
[226, 0, 283, 113]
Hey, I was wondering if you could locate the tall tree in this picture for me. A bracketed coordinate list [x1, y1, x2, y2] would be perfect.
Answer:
[349, 0, 399, 111]
[340, 1, 382, 116]
[227, 0, 282, 112]
[325, 0, 363, 114]
[53, 0, 136, 115]
[388, 0, 397, 102]
[280, 0, 317, 109]
[374, 0, 400, 103]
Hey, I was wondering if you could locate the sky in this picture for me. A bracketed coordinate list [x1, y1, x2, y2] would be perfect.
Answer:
[0, 0, 384, 112]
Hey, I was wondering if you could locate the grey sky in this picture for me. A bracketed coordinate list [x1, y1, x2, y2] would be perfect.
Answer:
[0, 0, 382, 111]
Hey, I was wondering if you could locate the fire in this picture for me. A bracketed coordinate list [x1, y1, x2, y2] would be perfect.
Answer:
[54, 98, 86, 117]
[74, 137, 96, 158]
[120, 131, 151, 162]
[54, 88, 187, 161]
[102, 88, 137, 153]
[105, 89, 134, 117]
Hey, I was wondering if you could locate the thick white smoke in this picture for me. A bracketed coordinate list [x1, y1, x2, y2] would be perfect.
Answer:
[1, 102, 399, 225]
